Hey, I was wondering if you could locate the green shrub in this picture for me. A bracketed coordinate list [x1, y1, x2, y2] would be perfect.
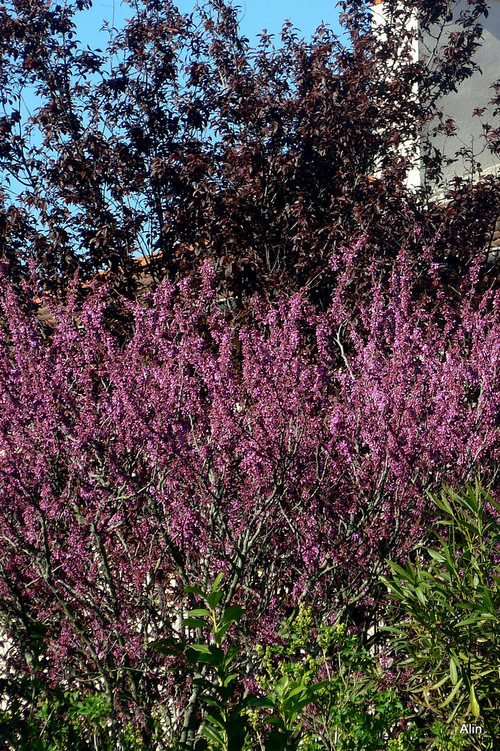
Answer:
[0, 681, 113, 751]
[151, 577, 421, 750]
[382, 479, 500, 749]
[254, 611, 421, 751]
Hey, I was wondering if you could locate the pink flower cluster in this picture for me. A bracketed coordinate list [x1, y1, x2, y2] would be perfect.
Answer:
[0, 248, 499, 715]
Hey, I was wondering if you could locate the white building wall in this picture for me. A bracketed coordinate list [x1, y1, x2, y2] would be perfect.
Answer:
[372, 0, 500, 189]
[421, 0, 500, 186]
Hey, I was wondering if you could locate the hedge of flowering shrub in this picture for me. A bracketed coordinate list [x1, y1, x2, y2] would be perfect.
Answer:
[1, 243, 499, 747]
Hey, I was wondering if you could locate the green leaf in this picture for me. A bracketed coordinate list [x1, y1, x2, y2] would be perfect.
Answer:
[187, 644, 212, 654]
[309, 680, 329, 693]
[439, 678, 463, 708]
[455, 616, 483, 626]
[221, 605, 245, 624]
[190, 644, 225, 664]
[264, 716, 286, 729]
[202, 695, 222, 709]
[387, 561, 415, 583]
[183, 617, 209, 629]
[284, 696, 315, 715]
[205, 711, 224, 729]
[191, 652, 224, 666]
[427, 550, 447, 563]
[283, 683, 306, 700]
[380, 578, 405, 599]
[481, 589, 497, 615]
[215, 621, 234, 643]
[185, 583, 206, 598]
[460, 487, 479, 515]
[148, 637, 186, 656]
[212, 573, 224, 591]
[430, 490, 454, 516]
[415, 586, 427, 606]
[222, 644, 241, 664]
[201, 725, 224, 745]
[206, 590, 223, 609]
[469, 683, 480, 717]
[427, 675, 449, 692]
[247, 697, 274, 709]
[188, 608, 211, 618]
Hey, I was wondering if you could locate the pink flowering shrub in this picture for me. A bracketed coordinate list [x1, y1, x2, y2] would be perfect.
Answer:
[0, 248, 499, 741]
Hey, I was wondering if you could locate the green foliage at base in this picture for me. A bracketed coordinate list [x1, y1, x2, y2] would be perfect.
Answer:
[0, 682, 112, 751]
[382, 479, 500, 750]
[252, 612, 412, 751]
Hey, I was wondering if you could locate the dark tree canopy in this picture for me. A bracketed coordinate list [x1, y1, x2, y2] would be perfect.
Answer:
[0, 0, 498, 315]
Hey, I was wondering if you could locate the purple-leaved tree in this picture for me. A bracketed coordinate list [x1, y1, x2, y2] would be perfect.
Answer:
[0, 0, 498, 316]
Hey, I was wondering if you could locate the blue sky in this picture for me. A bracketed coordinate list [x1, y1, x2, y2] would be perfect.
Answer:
[75, 0, 344, 50]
